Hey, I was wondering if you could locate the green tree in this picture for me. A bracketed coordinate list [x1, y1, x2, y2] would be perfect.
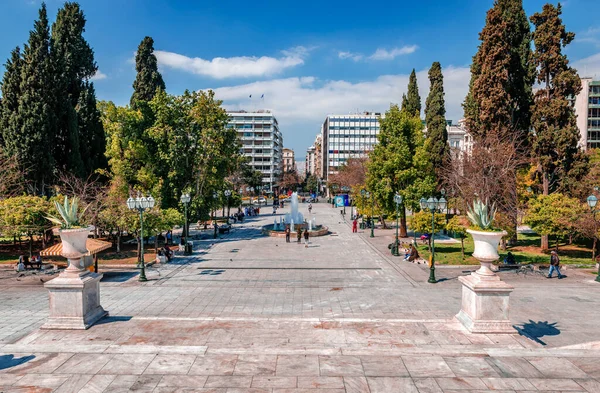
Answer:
[530, 3, 587, 197]
[130, 36, 165, 109]
[404, 69, 421, 117]
[424, 62, 449, 186]
[446, 215, 468, 259]
[367, 105, 436, 235]
[0, 196, 50, 257]
[50, 2, 97, 177]
[306, 174, 319, 194]
[463, 0, 534, 144]
[525, 193, 584, 250]
[0, 47, 23, 148]
[409, 211, 446, 252]
[77, 81, 107, 174]
[12, 4, 56, 194]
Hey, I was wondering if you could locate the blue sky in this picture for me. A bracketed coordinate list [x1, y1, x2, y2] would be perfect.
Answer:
[1, 0, 599, 157]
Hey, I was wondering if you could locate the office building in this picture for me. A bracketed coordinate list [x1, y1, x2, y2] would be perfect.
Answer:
[282, 148, 296, 173]
[227, 110, 283, 192]
[575, 77, 600, 149]
[320, 112, 382, 180]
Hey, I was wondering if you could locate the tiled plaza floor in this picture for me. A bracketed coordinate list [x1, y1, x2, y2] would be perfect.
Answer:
[1, 202, 600, 392]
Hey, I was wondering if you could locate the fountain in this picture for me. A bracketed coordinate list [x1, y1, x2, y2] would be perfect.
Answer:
[262, 192, 328, 237]
[285, 192, 304, 224]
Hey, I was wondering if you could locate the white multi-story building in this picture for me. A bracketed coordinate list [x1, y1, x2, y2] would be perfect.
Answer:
[227, 110, 283, 192]
[305, 146, 316, 176]
[321, 112, 382, 180]
[575, 77, 600, 149]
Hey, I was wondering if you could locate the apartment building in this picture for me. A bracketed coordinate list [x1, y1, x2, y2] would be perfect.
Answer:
[575, 77, 600, 149]
[227, 110, 283, 192]
[282, 148, 295, 173]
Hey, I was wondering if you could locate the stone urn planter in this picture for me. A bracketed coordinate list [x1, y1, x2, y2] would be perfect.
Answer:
[59, 226, 93, 272]
[455, 199, 514, 334]
[467, 229, 507, 277]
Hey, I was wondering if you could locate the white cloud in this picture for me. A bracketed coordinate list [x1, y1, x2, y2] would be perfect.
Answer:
[212, 64, 471, 126]
[155, 46, 309, 79]
[573, 52, 600, 79]
[90, 70, 107, 81]
[338, 51, 363, 62]
[368, 45, 418, 60]
[576, 26, 600, 47]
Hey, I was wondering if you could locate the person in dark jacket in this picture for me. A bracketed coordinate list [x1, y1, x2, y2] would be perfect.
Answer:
[297, 227, 302, 243]
[304, 228, 310, 248]
[548, 250, 564, 279]
[285, 227, 291, 243]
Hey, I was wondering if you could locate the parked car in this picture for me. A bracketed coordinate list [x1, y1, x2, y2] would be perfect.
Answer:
[252, 197, 267, 205]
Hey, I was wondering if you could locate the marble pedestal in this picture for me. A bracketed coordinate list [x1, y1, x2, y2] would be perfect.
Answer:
[456, 271, 514, 334]
[42, 269, 107, 330]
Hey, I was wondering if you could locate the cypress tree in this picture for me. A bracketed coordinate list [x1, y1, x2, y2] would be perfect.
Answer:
[530, 3, 587, 198]
[463, 0, 533, 145]
[50, 2, 97, 176]
[14, 3, 55, 193]
[77, 81, 106, 174]
[404, 69, 421, 117]
[0, 47, 23, 148]
[424, 62, 449, 185]
[400, 93, 408, 113]
[131, 36, 165, 108]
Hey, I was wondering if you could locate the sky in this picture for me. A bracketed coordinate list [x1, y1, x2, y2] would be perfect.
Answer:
[1, 0, 600, 159]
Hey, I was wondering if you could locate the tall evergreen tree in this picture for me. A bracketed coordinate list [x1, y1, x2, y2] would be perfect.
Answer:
[51, 2, 97, 177]
[530, 4, 587, 247]
[463, 0, 534, 145]
[77, 81, 106, 174]
[0, 47, 23, 148]
[400, 93, 408, 113]
[404, 69, 421, 117]
[424, 62, 449, 185]
[131, 37, 165, 109]
[12, 4, 55, 193]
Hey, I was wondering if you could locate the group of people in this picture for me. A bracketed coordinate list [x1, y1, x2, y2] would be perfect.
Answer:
[401, 243, 420, 263]
[284, 226, 310, 248]
[244, 206, 260, 217]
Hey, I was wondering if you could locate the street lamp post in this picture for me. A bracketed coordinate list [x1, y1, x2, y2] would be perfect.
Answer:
[224, 190, 232, 221]
[360, 189, 366, 230]
[419, 196, 447, 284]
[393, 194, 403, 256]
[180, 193, 191, 239]
[126, 194, 155, 282]
[213, 191, 218, 239]
[366, 191, 374, 238]
[586, 193, 600, 283]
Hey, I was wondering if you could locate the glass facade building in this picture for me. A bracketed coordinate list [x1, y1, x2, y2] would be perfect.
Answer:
[321, 113, 382, 180]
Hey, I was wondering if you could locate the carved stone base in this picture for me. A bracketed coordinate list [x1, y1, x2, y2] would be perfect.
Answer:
[456, 272, 514, 334]
[42, 270, 107, 330]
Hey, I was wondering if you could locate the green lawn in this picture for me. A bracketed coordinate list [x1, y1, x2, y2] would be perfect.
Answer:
[412, 232, 596, 267]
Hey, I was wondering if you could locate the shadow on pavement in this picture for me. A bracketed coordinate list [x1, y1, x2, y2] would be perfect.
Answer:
[0, 354, 35, 370]
[101, 271, 138, 282]
[513, 320, 560, 346]
[95, 316, 133, 325]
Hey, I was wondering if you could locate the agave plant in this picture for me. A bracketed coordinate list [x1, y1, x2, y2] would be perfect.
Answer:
[46, 196, 87, 229]
[466, 199, 496, 230]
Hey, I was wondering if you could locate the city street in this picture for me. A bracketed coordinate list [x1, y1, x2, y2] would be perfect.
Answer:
[1, 202, 600, 392]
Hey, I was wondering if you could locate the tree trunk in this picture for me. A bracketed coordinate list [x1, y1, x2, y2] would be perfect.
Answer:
[460, 238, 465, 259]
[116, 231, 121, 253]
[593, 238, 597, 261]
[154, 233, 159, 253]
[541, 171, 549, 251]
[399, 206, 408, 237]
[28, 234, 33, 258]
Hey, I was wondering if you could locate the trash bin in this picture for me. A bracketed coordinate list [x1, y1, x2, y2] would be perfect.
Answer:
[184, 242, 193, 255]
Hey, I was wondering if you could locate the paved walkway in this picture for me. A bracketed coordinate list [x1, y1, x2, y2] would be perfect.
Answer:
[0, 202, 599, 392]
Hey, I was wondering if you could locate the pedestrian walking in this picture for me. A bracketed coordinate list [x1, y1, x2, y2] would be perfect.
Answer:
[297, 227, 302, 243]
[548, 250, 565, 279]
[304, 228, 310, 248]
[352, 218, 358, 233]
[308, 203, 312, 214]
[285, 226, 290, 243]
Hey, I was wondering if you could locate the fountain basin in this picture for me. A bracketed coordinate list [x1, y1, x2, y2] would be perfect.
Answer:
[262, 224, 329, 237]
